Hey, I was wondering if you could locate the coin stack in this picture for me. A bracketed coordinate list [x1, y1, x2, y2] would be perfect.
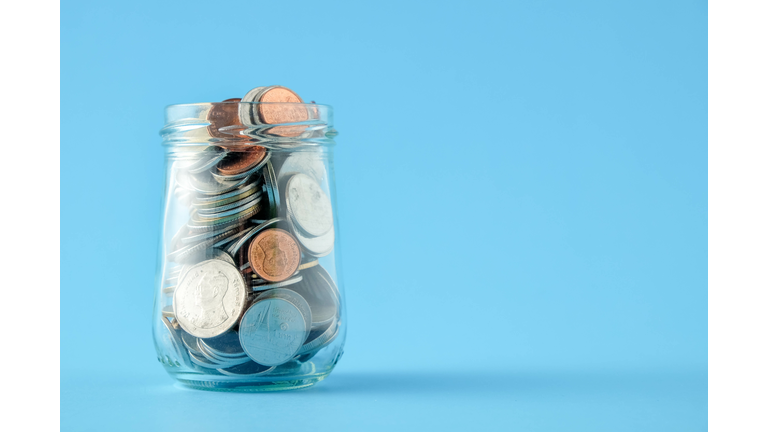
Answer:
[158, 86, 341, 377]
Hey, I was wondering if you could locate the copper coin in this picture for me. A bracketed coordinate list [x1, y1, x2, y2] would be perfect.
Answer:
[216, 146, 267, 176]
[257, 87, 306, 123]
[248, 228, 301, 282]
[207, 98, 243, 139]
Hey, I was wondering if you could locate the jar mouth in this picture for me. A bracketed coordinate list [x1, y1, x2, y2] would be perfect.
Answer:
[161, 102, 336, 149]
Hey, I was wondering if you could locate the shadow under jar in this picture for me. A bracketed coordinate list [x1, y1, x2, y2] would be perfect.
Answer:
[153, 101, 345, 391]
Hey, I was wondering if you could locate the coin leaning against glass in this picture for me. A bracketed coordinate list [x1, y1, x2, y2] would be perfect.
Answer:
[285, 173, 334, 238]
[289, 214, 335, 257]
[291, 265, 340, 327]
[277, 151, 328, 186]
[238, 293, 311, 366]
[160, 315, 191, 368]
[173, 259, 247, 339]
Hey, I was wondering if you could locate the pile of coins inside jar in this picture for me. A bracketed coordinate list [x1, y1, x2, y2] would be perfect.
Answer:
[158, 86, 340, 376]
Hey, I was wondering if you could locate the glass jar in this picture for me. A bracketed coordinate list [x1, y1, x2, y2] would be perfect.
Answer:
[153, 100, 344, 391]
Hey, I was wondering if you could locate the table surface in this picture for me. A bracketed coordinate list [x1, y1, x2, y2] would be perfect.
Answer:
[62, 366, 706, 431]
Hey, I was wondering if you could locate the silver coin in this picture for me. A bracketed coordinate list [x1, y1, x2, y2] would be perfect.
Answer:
[194, 190, 262, 216]
[162, 306, 175, 318]
[252, 274, 303, 292]
[176, 248, 236, 284]
[185, 172, 253, 196]
[167, 228, 239, 263]
[297, 318, 338, 355]
[255, 288, 312, 333]
[196, 339, 251, 367]
[291, 266, 339, 326]
[195, 194, 262, 219]
[217, 361, 275, 377]
[263, 161, 280, 218]
[198, 331, 246, 358]
[239, 294, 310, 366]
[181, 225, 243, 245]
[180, 331, 204, 356]
[212, 229, 249, 249]
[225, 217, 284, 256]
[277, 152, 327, 186]
[189, 351, 226, 369]
[285, 174, 333, 238]
[160, 316, 191, 368]
[192, 181, 261, 205]
[289, 213, 335, 257]
[173, 259, 247, 339]
[187, 205, 259, 233]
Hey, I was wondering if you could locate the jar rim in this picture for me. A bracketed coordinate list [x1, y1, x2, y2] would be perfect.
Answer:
[161, 102, 336, 148]
[165, 102, 333, 110]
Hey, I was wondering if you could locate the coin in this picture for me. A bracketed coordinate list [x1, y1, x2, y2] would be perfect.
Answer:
[297, 318, 338, 355]
[290, 265, 339, 327]
[238, 86, 266, 125]
[167, 227, 239, 264]
[257, 86, 307, 125]
[263, 160, 279, 217]
[173, 259, 247, 338]
[290, 215, 334, 257]
[217, 361, 274, 376]
[285, 173, 333, 237]
[187, 204, 260, 233]
[251, 274, 303, 292]
[217, 146, 267, 176]
[239, 295, 310, 366]
[184, 171, 252, 196]
[181, 225, 243, 245]
[211, 152, 269, 182]
[297, 260, 319, 271]
[198, 331, 246, 358]
[195, 194, 262, 219]
[180, 330, 204, 356]
[256, 288, 312, 333]
[160, 316, 191, 368]
[187, 151, 228, 175]
[192, 181, 261, 206]
[196, 339, 250, 367]
[177, 248, 236, 285]
[207, 98, 243, 139]
[277, 152, 327, 185]
[177, 147, 225, 172]
[248, 228, 301, 282]
[225, 217, 283, 256]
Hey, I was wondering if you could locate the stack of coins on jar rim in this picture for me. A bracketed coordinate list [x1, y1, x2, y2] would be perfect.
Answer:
[159, 86, 340, 376]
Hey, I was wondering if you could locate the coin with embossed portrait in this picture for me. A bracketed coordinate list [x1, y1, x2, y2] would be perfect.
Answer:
[173, 259, 247, 339]
[248, 228, 301, 282]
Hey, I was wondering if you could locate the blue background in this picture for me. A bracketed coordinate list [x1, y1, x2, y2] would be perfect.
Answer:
[62, 0, 707, 430]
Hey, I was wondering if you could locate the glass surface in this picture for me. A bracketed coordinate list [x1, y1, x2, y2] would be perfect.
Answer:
[153, 102, 345, 391]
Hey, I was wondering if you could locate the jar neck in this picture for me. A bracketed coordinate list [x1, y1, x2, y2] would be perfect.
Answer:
[160, 102, 336, 149]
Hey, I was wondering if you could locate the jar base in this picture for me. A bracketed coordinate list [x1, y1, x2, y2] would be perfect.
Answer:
[170, 370, 331, 392]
